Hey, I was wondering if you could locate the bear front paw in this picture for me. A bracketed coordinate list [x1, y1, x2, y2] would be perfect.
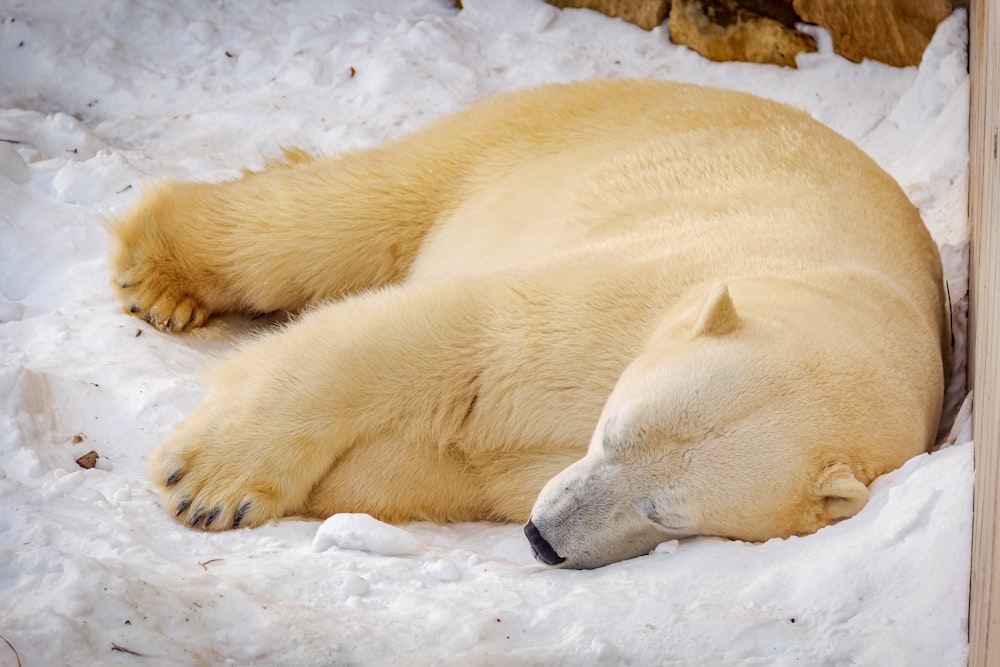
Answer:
[146, 378, 325, 530]
[148, 426, 299, 532]
[156, 466, 278, 531]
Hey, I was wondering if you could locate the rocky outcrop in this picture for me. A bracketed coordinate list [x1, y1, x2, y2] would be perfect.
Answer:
[545, 0, 668, 31]
[540, 0, 957, 68]
[668, 0, 816, 68]
[792, 0, 955, 67]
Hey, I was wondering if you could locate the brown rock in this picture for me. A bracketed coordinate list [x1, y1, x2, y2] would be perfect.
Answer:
[669, 0, 817, 68]
[76, 450, 99, 469]
[792, 0, 954, 67]
[736, 0, 806, 28]
[546, 0, 668, 31]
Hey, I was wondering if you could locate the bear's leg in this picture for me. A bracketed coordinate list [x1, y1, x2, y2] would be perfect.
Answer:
[148, 279, 489, 529]
[108, 147, 457, 331]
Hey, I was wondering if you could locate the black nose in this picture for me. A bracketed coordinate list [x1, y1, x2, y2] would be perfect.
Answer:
[524, 520, 566, 565]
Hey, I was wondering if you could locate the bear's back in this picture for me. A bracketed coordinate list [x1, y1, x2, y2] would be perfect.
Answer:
[405, 79, 938, 300]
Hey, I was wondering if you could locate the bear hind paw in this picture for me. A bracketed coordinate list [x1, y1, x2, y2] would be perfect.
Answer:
[115, 278, 209, 332]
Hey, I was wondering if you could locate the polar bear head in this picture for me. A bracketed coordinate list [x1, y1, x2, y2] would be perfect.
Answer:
[525, 281, 883, 569]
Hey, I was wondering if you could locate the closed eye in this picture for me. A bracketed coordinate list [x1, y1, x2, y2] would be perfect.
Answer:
[602, 423, 646, 456]
[641, 500, 689, 531]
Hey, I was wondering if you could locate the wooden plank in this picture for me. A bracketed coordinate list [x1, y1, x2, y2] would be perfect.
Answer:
[969, 0, 1000, 663]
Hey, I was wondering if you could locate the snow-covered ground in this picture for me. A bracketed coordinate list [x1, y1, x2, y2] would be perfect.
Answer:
[0, 1, 972, 665]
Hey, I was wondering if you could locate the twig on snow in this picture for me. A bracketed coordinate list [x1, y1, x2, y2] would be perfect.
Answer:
[1, 634, 22, 667]
[111, 643, 145, 657]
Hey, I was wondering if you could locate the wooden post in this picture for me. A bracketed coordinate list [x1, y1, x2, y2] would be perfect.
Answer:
[969, 0, 1000, 664]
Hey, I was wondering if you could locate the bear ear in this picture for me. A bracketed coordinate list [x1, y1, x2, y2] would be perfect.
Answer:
[814, 463, 869, 521]
[691, 282, 742, 338]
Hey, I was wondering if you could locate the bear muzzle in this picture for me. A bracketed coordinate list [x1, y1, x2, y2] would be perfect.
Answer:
[523, 520, 566, 566]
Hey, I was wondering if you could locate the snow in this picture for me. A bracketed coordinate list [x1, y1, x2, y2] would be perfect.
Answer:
[0, 1, 971, 665]
[311, 513, 421, 557]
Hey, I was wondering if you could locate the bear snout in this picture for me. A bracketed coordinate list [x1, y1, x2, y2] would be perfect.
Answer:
[524, 520, 566, 566]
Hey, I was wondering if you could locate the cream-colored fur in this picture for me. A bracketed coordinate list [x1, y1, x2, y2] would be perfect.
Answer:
[108, 79, 948, 568]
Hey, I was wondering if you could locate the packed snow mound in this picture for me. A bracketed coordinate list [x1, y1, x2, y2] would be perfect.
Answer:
[312, 514, 421, 557]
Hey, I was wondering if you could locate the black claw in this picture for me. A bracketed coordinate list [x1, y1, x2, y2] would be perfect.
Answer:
[189, 510, 206, 527]
[233, 501, 251, 528]
[204, 507, 220, 528]
[166, 470, 183, 487]
[129, 305, 140, 314]
[175, 499, 191, 517]
[144, 314, 154, 324]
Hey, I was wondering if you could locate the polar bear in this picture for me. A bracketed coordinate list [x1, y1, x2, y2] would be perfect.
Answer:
[109, 79, 948, 569]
